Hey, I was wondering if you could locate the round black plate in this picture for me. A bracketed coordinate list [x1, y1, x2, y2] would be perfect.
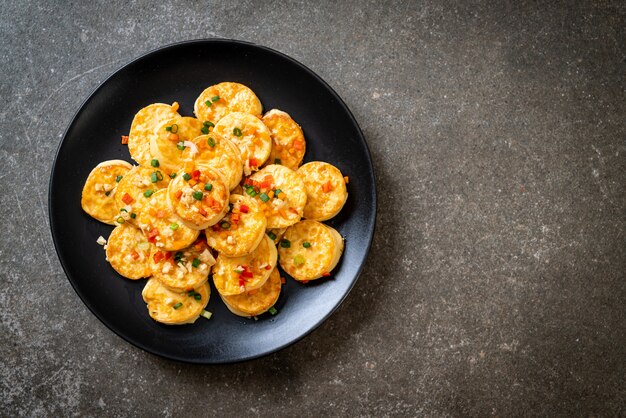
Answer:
[49, 39, 376, 364]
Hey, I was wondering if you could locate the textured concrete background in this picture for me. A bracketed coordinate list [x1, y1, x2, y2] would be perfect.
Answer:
[1, 1, 625, 416]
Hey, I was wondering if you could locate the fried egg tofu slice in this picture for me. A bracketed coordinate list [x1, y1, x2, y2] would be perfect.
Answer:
[150, 116, 203, 174]
[166, 164, 229, 230]
[181, 134, 242, 190]
[231, 184, 244, 195]
[278, 220, 344, 282]
[142, 278, 210, 325]
[105, 223, 152, 280]
[137, 189, 199, 252]
[297, 161, 348, 221]
[114, 166, 170, 226]
[128, 102, 180, 167]
[212, 235, 277, 296]
[149, 239, 214, 292]
[220, 267, 281, 317]
[81, 160, 133, 224]
[213, 112, 272, 174]
[247, 164, 307, 229]
[205, 194, 266, 257]
[263, 109, 306, 170]
[194, 82, 262, 124]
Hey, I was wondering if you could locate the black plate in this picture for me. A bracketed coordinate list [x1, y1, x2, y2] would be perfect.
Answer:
[49, 39, 376, 364]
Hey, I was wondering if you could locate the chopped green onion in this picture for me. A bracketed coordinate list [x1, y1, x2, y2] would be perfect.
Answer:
[192, 258, 200, 268]
[143, 189, 154, 198]
[150, 172, 158, 183]
[245, 186, 257, 197]
[170, 124, 179, 133]
[130, 213, 136, 219]
[267, 231, 277, 240]
[203, 121, 215, 128]
[115, 175, 123, 182]
[233, 127, 242, 137]
[120, 208, 128, 213]
[105, 191, 111, 196]
[187, 290, 195, 296]
[169, 173, 177, 179]
[274, 158, 281, 165]
[194, 294, 201, 301]
[169, 223, 179, 230]
[259, 193, 269, 202]
[204, 183, 213, 191]
[192, 191, 203, 200]
[174, 251, 183, 262]
[234, 268, 243, 274]
[220, 221, 230, 229]
[207, 137, 216, 147]
[274, 189, 282, 195]
[150, 159, 159, 167]
[183, 173, 191, 181]
[116, 216, 125, 224]
[173, 302, 182, 309]
[280, 239, 291, 248]
[200, 310, 212, 320]
[302, 241, 311, 248]
[294, 254, 305, 265]
[176, 141, 185, 150]
[201, 126, 209, 135]
[268, 306, 278, 315]
[211, 95, 220, 102]
[205, 100, 212, 107]
[165, 125, 172, 132]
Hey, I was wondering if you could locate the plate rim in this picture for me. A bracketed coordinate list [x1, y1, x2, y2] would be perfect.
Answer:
[48, 38, 377, 364]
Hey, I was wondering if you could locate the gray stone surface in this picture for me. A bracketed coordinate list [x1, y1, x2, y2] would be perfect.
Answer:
[1, 1, 625, 416]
